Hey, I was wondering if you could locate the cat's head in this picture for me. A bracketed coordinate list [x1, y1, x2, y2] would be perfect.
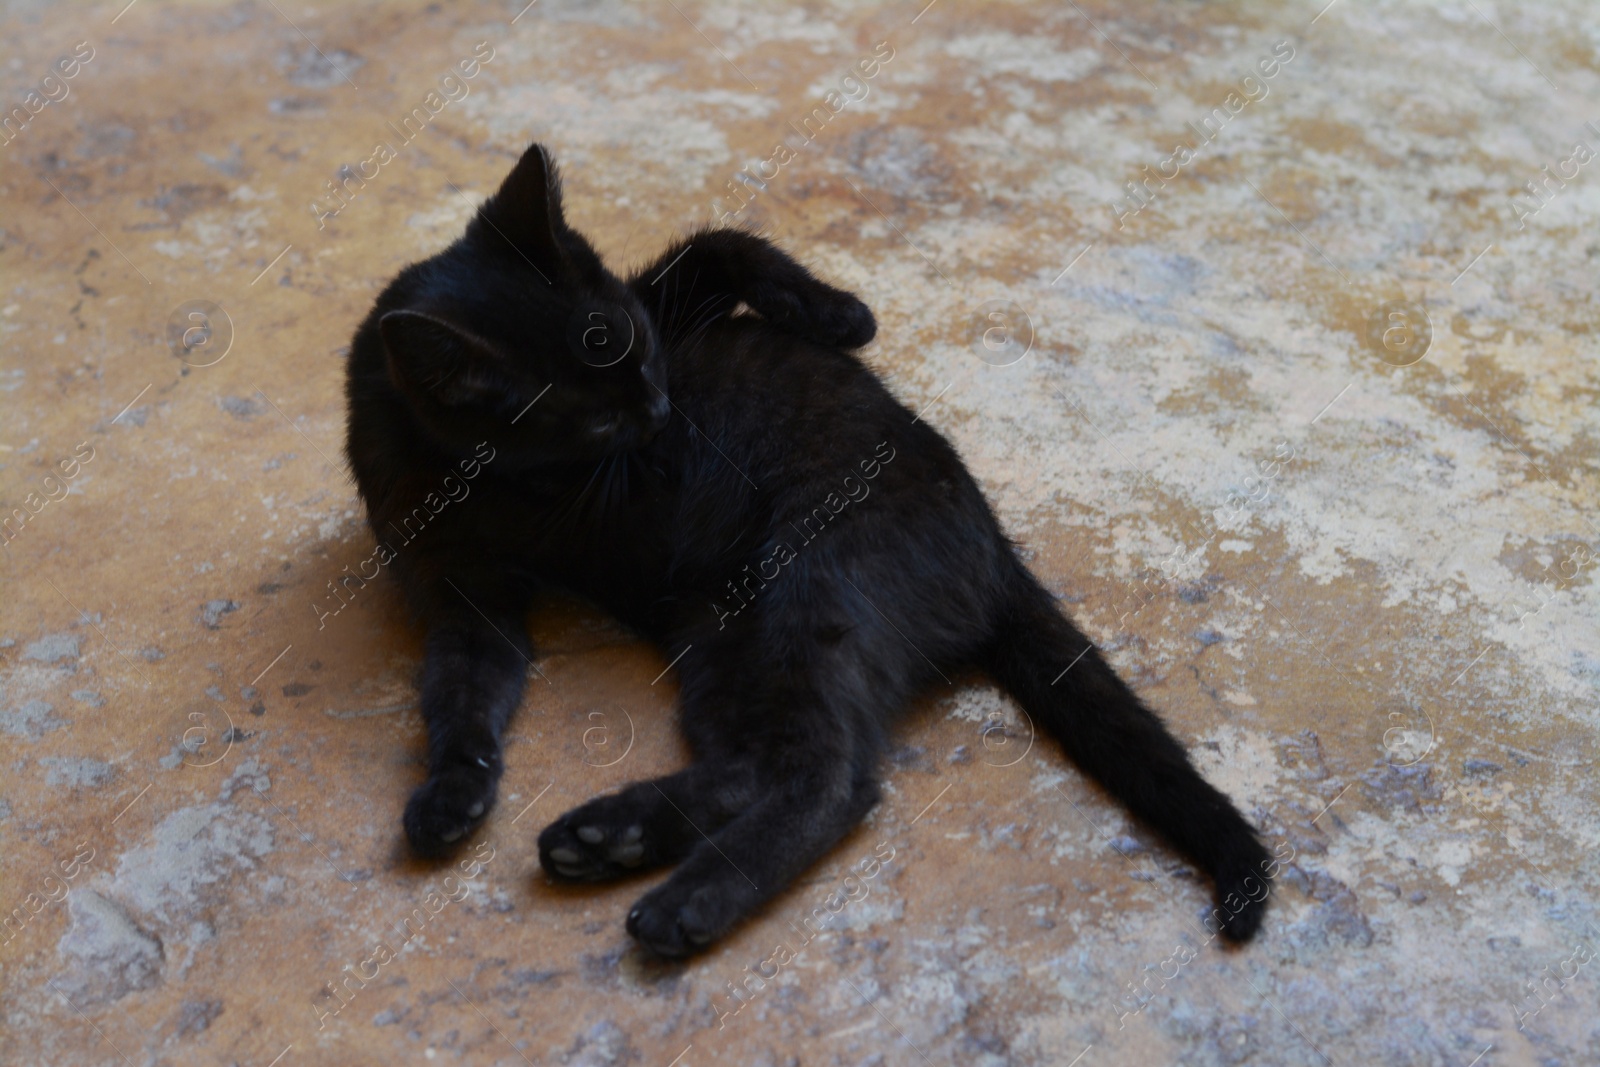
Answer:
[377, 142, 667, 464]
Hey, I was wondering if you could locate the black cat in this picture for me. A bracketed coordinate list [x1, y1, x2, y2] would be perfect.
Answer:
[344, 142, 1271, 957]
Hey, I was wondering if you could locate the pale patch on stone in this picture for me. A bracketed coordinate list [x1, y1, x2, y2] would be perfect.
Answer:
[110, 799, 275, 924]
[0, 698, 66, 739]
[39, 757, 116, 789]
[54, 889, 163, 1005]
[23, 632, 79, 663]
[939, 683, 1018, 725]
[943, 34, 1104, 84]
[1191, 724, 1279, 806]
[325, 671, 417, 720]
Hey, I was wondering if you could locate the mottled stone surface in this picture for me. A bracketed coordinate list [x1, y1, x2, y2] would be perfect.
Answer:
[1, 1, 1597, 1064]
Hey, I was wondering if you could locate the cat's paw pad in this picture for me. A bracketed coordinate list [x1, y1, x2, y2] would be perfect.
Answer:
[539, 810, 648, 882]
[403, 764, 496, 858]
[625, 880, 734, 958]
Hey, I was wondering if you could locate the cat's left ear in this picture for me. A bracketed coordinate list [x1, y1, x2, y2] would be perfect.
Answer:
[380, 309, 517, 409]
[479, 142, 569, 276]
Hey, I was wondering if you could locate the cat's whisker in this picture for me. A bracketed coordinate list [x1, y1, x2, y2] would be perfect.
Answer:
[673, 290, 729, 352]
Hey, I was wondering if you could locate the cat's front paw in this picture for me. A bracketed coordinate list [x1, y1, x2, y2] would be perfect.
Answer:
[750, 281, 876, 349]
[404, 763, 497, 858]
[625, 872, 755, 958]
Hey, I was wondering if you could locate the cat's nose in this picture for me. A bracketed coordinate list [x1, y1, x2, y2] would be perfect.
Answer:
[588, 414, 622, 437]
[647, 395, 670, 432]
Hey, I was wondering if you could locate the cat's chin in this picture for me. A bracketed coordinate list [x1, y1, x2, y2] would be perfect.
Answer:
[565, 424, 664, 461]
[466, 447, 638, 481]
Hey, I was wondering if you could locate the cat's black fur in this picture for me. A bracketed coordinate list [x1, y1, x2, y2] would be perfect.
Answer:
[345, 143, 1271, 957]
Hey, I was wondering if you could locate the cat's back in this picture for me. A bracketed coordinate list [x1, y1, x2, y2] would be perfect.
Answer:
[669, 316, 905, 461]
[662, 315, 983, 529]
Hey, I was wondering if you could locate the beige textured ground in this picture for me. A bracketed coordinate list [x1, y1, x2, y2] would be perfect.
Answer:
[3, 0, 1598, 1064]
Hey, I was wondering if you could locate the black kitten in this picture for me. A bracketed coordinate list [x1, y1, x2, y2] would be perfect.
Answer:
[344, 142, 1271, 956]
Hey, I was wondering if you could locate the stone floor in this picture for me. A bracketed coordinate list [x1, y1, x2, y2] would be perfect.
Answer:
[3, 0, 1598, 1064]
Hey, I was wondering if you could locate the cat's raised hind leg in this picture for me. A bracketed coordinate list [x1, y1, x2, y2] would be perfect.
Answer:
[404, 588, 532, 857]
[631, 228, 876, 350]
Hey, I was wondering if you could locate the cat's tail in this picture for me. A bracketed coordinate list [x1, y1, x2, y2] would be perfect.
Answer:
[982, 565, 1272, 942]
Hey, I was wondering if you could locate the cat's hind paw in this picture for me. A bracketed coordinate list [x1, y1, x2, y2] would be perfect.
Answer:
[403, 764, 497, 858]
[538, 802, 651, 882]
[625, 877, 745, 958]
[749, 280, 877, 350]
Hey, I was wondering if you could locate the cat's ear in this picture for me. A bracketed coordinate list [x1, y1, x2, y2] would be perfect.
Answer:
[479, 142, 568, 275]
[380, 309, 514, 408]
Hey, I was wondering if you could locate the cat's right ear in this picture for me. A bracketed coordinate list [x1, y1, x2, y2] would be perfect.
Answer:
[380, 310, 514, 408]
[479, 142, 568, 277]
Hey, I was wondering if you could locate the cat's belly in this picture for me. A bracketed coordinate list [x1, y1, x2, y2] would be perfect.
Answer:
[527, 526, 743, 645]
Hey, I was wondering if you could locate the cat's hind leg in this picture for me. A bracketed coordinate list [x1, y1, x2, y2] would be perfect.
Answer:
[537, 761, 758, 882]
[538, 658, 771, 881]
[629, 228, 876, 350]
[621, 664, 885, 957]
[624, 759, 880, 957]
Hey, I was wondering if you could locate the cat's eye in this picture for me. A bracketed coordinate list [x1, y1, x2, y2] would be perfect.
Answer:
[587, 415, 621, 437]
